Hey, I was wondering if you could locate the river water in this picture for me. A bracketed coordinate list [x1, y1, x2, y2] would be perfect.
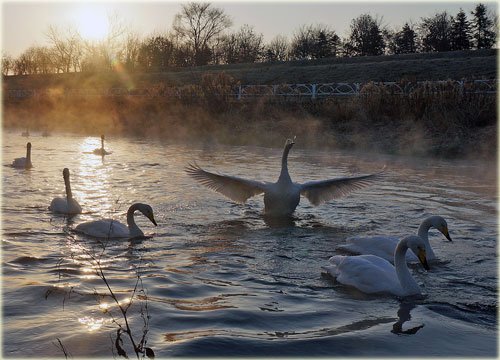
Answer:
[2, 130, 497, 357]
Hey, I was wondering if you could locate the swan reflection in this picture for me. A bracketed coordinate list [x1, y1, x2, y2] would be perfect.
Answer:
[391, 301, 425, 335]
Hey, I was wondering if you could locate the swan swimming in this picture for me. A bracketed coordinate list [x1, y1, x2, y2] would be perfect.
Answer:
[323, 235, 430, 297]
[337, 215, 452, 262]
[93, 135, 111, 155]
[49, 168, 82, 215]
[186, 138, 383, 217]
[12, 142, 33, 169]
[75, 203, 157, 239]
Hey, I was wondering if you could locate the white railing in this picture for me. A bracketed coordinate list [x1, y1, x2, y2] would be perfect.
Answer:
[6, 79, 497, 99]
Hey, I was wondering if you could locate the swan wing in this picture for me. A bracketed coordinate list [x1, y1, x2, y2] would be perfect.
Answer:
[75, 219, 129, 238]
[326, 255, 402, 295]
[337, 235, 399, 262]
[186, 163, 266, 203]
[299, 171, 383, 206]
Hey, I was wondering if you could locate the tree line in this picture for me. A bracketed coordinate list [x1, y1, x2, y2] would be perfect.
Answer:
[2, 2, 497, 76]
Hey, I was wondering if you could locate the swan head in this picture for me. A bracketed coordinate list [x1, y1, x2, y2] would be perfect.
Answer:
[27, 142, 32, 150]
[101, 135, 105, 140]
[405, 235, 430, 270]
[284, 137, 295, 150]
[63, 168, 70, 179]
[429, 215, 452, 241]
[137, 204, 157, 226]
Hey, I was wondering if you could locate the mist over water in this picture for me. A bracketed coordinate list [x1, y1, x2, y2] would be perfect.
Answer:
[2, 130, 497, 357]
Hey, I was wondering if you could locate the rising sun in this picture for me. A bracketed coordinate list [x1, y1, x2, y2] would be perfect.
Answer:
[75, 6, 109, 41]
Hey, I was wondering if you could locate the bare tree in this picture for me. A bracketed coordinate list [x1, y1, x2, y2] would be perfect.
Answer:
[290, 24, 340, 60]
[45, 25, 83, 72]
[2, 53, 14, 75]
[218, 25, 264, 64]
[264, 35, 289, 62]
[419, 11, 453, 52]
[173, 2, 232, 66]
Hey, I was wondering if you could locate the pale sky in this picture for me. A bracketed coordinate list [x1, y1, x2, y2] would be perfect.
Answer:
[2, 1, 497, 57]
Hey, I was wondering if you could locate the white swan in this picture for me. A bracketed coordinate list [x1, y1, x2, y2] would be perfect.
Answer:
[75, 203, 157, 239]
[186, 138, 383, 217]
[337, 216, 452, 262]
[49, 168, 82, 214]
[323, 235, 430, 297]
[12, 142, 33, 169]
[93, 135, 111, 155]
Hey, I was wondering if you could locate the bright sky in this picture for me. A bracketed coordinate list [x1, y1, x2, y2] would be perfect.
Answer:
[2, 1, 497, 57]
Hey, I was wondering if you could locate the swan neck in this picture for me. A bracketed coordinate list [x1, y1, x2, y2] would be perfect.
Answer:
[394, 241, 420, 294]
[279, 146, 291, 182]
[126, 205, 138, 228]
[64, 175, 73, 199]
[126, 204, 144, 237]
[26, 146, 31, 162]
[417, 219, 435, 257]
[101, 138, 105, 150]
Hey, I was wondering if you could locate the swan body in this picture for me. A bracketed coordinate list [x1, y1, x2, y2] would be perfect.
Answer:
[12, 142, 33, 169]
[49, 168, 82, 214]
[93, 135, 111, 155]
[323, 235, 430, 297]
[75, 203, 157, 238]
[186, 138, 383, 217]
[338, 216, 452, 262]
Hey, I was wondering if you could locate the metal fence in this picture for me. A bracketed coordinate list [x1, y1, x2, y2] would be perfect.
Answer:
[5, 79, 497, 100]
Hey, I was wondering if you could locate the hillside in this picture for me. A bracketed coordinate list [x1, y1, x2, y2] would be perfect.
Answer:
[3, 49, 497, 90]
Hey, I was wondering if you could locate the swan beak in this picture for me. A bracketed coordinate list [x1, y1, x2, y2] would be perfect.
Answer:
[149, 215, 158, 226]
[417, 249, 430, 270]
[442, 228, 452, 242]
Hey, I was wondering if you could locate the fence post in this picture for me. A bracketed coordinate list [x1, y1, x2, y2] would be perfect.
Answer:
[237, 85, 242, 100]
[311, 84, 317, 99]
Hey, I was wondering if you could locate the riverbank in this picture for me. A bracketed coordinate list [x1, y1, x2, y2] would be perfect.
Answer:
[4, 89, 496, 160]
[3, 49, 496, 160]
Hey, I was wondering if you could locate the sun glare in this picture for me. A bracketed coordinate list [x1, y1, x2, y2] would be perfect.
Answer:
[75, 7, 109, 41]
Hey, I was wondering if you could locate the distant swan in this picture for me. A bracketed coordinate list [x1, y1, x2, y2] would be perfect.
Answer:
[93, 135, 111, 155]
[49, 168, 82, 214]
[323, 235, 430, 297]
[186, 138, 384, 217]
[12, 142, 33, 169]
[75, 203, 157, 239]
[337, 216, 452, 262]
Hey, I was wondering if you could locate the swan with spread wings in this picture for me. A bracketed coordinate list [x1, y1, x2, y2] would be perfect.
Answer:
[186, 138, 384, 217]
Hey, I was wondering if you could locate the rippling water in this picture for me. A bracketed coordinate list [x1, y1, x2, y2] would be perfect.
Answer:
[2, 130, 497, 357]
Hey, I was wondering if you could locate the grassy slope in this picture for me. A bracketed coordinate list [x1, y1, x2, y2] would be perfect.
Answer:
[3, 49, 497, 89]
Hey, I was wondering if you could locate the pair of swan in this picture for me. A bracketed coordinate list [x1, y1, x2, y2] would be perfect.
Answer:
[12, 142, 33, 169]
[49, 168, 156, 238]
[323, 235, 430, 297]
[324, 216, 452, 297]
[186, 138, 384, 217]
[93, 135, 111, 156]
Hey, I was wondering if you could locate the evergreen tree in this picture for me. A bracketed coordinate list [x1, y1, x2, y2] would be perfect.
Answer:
[471, 3, 496, 49]
[347, 14, 385, 56]
[450, 9, 472, 50]
[393, 23, 417, 54]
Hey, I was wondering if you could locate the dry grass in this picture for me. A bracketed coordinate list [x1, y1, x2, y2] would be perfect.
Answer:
[3, 49, 497, 159]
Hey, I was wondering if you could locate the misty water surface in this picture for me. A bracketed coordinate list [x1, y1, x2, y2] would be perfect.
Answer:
[2, 130, 497, 357]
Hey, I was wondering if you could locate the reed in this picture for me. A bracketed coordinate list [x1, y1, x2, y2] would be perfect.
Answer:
[4, 72, 496, 159]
